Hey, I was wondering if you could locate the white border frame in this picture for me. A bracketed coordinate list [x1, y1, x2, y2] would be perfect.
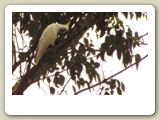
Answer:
[5, 5, 155, 115]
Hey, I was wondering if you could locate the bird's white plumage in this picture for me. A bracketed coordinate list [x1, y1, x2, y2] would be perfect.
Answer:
[34, 23, 69, 65]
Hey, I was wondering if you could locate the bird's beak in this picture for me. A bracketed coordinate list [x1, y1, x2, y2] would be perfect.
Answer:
[66, 21, 71, 26]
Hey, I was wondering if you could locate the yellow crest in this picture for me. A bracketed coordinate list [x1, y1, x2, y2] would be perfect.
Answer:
[66, 21, 71, 26]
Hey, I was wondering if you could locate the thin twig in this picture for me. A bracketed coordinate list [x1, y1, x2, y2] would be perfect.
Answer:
[59, 78, 71, 95]
[40, 87, 47, 95]
[75, 54, 148, 95]
[14, 27, 20, 52]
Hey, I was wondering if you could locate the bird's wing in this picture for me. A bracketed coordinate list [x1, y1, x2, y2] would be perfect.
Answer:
[34, 33, 53, 65]
[34, 24, 58, 65]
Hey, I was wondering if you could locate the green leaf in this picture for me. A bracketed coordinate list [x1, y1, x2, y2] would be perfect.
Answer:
[79, 78, 85, 87]
[94, 62, 100, 68]
[121, 82, 125, 92]
[135, 12, 142, 20]
[105, 36, 111, 47]
[79, 43, 85, 54]
[89, 43, 94, 47]
[76, 63, 83, 78]
[110, 35, 116, 44]
[59, 75, 65, 86]
[127, 27, 132, 36]
[50, 87, 55, 95]
[85, 81, 91, 93]
[87, 51, 90, 57]
[18, 52, 27, 61]
[110, 80, 116, 89]
[96, 53, 101, 59]
[96, 33, 99, 39]
[116, 80, 120, 87]
[135, 54, 141, 70]
[116, 19, 124, 29]
[86, 32, 89, 37]
[84, 62, 97, 83]
[110, 90, 114, 95]
[135, 31, 139, 37]
[129, 55, 132, 64]
[117, 87, 122, 95]
[100, 51, 105, 61]
[115, 31, 122, 46]
[42, 68, 47, 81]
[104, 92, 110, 95]
[123, 51, 131, 67]
[37, 81, 40, 88]
[142, 12, 148, 20]
[90, 59, 94, 64]
[77, 81, 81, 89]
[122, 12, 128, 19]
[29, 39, 34, 46]
[101, 43, 108, 49]
[84, 38, 89, 47]
[90, 48, 95, 55]
[129, 12, 134, 20]
[70, 66, 76, 80]
[111, 21, 115, 27]
[72, 86, 76, 94]
[126, 51, 131, 64]
[96, 73, 101, 84]
[47, 77, 51, 84]
[115, 24, 119, 29]
[117, 50, 121, 60]
[107, 46, 115, 56]
[54, 73, 59, 86]
[100, 43, 107, 61]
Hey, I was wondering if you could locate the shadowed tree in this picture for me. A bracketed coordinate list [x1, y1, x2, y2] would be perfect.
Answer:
[12, 12, 148, 95]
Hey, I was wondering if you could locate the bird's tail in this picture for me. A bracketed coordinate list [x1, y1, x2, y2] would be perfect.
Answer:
[34, 48, 39, 66]
[34, 46, 45, 66]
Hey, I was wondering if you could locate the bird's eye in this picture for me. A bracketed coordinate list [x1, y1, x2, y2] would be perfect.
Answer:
[59, 27, 67, 33]
[60, 28, 65, 31]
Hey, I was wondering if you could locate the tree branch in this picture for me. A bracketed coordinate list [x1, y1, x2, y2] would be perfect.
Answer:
[12, 43, 36, 73]
[59, 78, 71, 95]
[74, 54, 148, 95]
[60, 45, 127, 56]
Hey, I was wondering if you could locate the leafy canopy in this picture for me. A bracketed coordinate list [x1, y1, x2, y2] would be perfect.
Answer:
[12, 12, 148, 95]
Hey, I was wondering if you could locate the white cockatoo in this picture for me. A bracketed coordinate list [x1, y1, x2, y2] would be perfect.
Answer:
[34, 22, 70, 65]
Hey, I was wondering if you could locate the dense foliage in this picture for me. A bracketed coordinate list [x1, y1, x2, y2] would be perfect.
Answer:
[12, 12, 148, 95]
